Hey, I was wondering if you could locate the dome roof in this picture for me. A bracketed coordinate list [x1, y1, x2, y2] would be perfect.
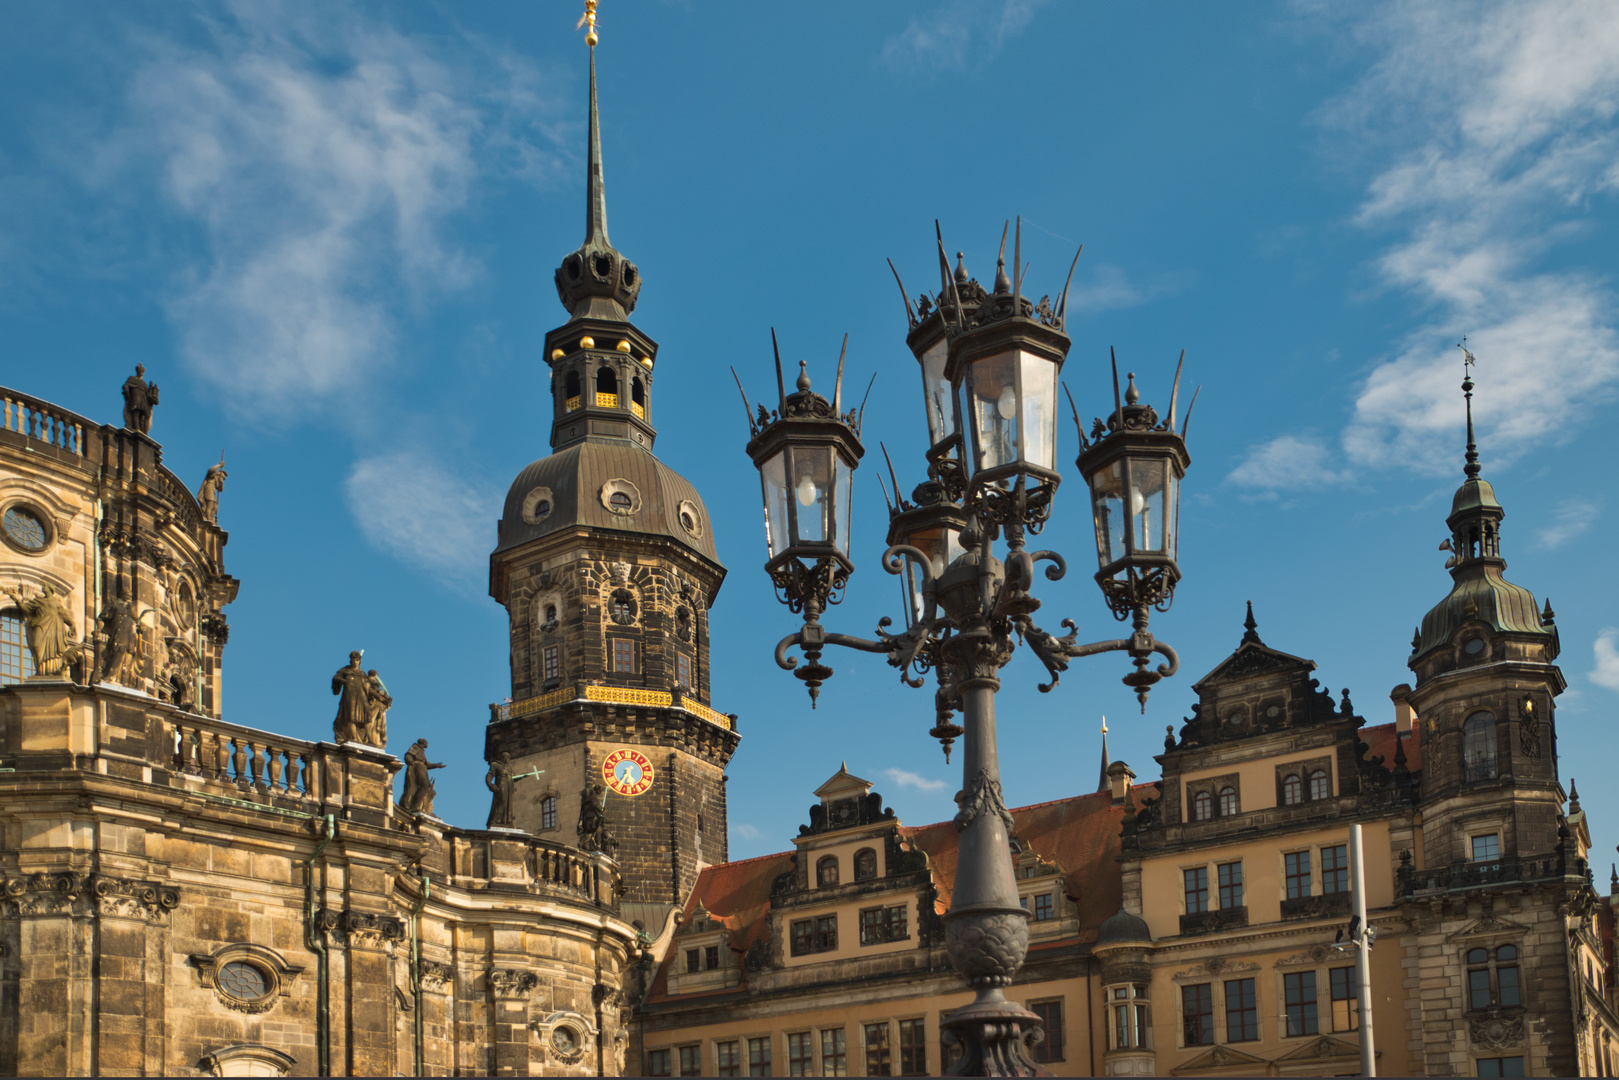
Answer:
[1095, 907, 1152, 947]
[495, 441, 720, 566]
[1449, 477, 1502, 520]
[1413, 565, 1548, 660]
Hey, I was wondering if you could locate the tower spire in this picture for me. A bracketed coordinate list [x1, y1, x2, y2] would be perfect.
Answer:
[1460, 338, 1480, 480]
[585, 40, 609, 248]
[1097, 718, 1110, 794]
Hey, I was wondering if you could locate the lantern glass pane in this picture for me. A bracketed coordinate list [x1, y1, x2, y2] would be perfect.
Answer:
[760, 450, 789, 559]
[920, 340, 954, 445]
[788, 446, 833, 544]
[1018, 350, 1057, 470]
[833, 454, 854, 558]
[1129, 456, 1171, 554]
[1163, 470, 1179, 561]
[965, 351, 1019, 474]
[1090, 459, 1127, 569]
[902, 524, 963, 624]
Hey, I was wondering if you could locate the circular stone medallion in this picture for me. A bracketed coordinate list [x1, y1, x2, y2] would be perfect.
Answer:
[602, 748, 654, 797]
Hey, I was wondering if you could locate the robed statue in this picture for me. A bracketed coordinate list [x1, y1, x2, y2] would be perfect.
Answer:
[486, 752, 516, 828]
[197, 463, 227, 524]
[400, 738, 444, 816]
[577, 783, 615, 854]
[5, 583, 81, 678]
[332, 651, 375, 745]
[121, 365, 159, 434]
[98, 594, 142, 684]
[365, 669, 392, 746]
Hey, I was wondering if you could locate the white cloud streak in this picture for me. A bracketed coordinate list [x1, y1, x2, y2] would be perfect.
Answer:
[1591, 628, 1619, 692]
[1227, 434, 1355, 496]
[344, 448, 500, 589]
[1536, 497, 1599, 549]
[882, 0, 1047, 70]
[1231, 0, 1619, 487]
[884, 767, 948, 793]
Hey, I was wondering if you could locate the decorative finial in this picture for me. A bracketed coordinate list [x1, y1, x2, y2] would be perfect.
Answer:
[1570, 778, 1581, 814]
[1541, 598, 1556, 626]
[1125, 372, 1140, 406]
[1101, 716, 1108, 735]
[993, 222, 1011, 295]
[1340, 687, 1354, 716]
[576, 0, 599, 47]
[1609, 863, 1617, 894]
[955, 252, 969, 285]
[1241, 601, 1261, 644]
[1392, 731, 1408, 768]
[796, 360, 812, 393]
[1411, 627, 1422, 652]
[1458, 338, 1480, 480]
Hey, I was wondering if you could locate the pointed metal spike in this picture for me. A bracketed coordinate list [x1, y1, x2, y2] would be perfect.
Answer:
[771, 328, 787, 412]
[730, 366, 757, 437]
[1110, 347, 1124, 430]
[997, 221, 1009, 271]
[1063, 382, 1087, 451]
[856, 372, 877, 434]
[935, 220, 951, 293]
[936, 221, 963, 332]
[1056, 245, 1083, 329]
[874, 468, 894, 515]
[833, 333, 848, 417]
[1013, 216, 1022, 309]
[1181, 385, 1203, 444]
[880, 442, 904, 510]
[887, 258, 918, 328]
[1168, 349, 1186, 432]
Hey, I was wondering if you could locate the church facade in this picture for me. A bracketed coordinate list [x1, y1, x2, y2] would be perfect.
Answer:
[2, 24, 1616, 1080]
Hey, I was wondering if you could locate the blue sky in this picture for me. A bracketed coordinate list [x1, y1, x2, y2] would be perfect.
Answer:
[3, 1, 1618, 869]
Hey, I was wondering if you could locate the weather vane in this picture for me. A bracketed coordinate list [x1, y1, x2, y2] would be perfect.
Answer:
[576, 0, 599, 47]
[1458, 335, 1476, 368]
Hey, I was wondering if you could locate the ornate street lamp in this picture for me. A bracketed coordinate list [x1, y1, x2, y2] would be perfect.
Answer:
[741, 220, 1198, 1076]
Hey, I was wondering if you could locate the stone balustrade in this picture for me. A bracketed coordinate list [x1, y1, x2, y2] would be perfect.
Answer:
[0, 387, 93, 457]
[446, 829, 621, 910]
[166, 714, 328, 803]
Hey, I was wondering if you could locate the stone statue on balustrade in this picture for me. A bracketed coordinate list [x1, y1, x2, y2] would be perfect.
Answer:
[98, 593, 142, 686]
[5, 582, 82, 679]
[365, 669, 392, 747]
[121, 365, 159, 434]
[486, 752, 516, 828]
[197, 462, 227, 524]
[400, 738, 444, 817]
[332, 651, 380, 746]
[578, 783, 615, 854]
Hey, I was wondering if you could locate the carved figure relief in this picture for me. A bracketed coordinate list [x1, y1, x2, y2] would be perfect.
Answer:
[4, 582, 81, 678]
[98, 594, 142, 685]
[365, 669, 392, 746]
[1470, 1012, 1526, 1050]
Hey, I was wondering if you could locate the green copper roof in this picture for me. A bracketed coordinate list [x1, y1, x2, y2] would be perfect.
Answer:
[1413, 563, 1548, 661]
[1449, 477, 1502, 520]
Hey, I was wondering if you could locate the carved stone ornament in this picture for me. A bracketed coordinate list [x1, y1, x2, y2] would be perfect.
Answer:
[944, 909, 1029, 989]
[417, 960, 454, 993]
[1469, 1011, 1526, 1050]
[1449, 913, 1528, 941]
[533, 1010, 596, 1065]
[1173, 958, 1259, 980]
[489, 968, 539, 999]
[676, 499, 704, 538]
[2, 871, 179, 920]
[1102, 961, 1152, 986]
[953, 769, 1017, 835]
[1275, 944, 1335, 967]
[521, 486, 556, 525]
[1520, 695, 1541, 757]
[600, 480, 642, 517]
[199, 1045, 297, 1077]
[610, 560, 631, 583]
[191, 943, 304, 1014]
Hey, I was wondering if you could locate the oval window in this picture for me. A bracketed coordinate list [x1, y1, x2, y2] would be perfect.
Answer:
[217, 960, 268, 1001]
[1, 506, 47, 552]
[1463, 638, 1485, 656]
[610, 492, 633, 508]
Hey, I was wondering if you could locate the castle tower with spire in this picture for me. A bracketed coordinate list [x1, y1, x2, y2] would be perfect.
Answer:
[485, 35, 737, 918]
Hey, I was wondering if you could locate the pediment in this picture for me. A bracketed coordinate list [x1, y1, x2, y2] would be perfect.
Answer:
[1170, 1042, 1271, 1075]
[1274, 1034, 1364, 1063]
[1448, 913, 1529, 941]
[1194, 641, 1315, 691]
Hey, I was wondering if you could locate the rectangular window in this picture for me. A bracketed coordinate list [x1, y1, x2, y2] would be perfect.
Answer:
[787, 1032, 813, 1077]
[749, 1036, 773, 1077]
[1284, 971, 1319, 1036]
[1498, 963, 1520, 1008]
[1224, 978, 1258, 1042]
[1286, 850, 1313, 899]
[0, 611, 34, 686]
[540, 795, 557, 830]
[898, 1019, 927, 1076]
[717, 1039, 741, 1077]
[1184, 867, 1209, 913]
[859, 905, 909, 945]
[1472, 834, 1501, 862]
[1183, 983, 1214, 1046]
[647, 1049, 672, 1076]
[1476, 1057, 1526, 1077]
[1031, 999, 1064, 1063]
[1033, 893, 1054, 921]
[679, 1044, 702, 1077]
[1218, 861, 1244, 909]
[791, 915, 837, 956]
[864, 1023, 891, 1077]
[1469, 968, 1493, 1011]
[705, 945, 720, 970]
[1331, 966, 1360, 1032]
[820, 1028, 847, 1076]
[1321, 844, 1349, 894]
[543, 644, 560, 684]
[685, 949, 699, 974]
[612, 638, 635, 673]
[677, 652, 693, 689]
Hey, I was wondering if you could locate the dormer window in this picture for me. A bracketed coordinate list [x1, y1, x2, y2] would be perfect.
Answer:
[854, 848, 877, 881]
[1282, 774, 1303, 806]
[1192, 791, 1213, 822]
[817, 856, 839, 887]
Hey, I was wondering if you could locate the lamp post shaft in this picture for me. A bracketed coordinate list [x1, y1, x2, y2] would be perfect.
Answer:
[1350, 823, 1377, 1077]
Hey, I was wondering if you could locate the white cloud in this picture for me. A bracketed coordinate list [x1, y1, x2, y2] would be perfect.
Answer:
[1592, 628, 1619, 692]
[1537, 498, 1600, 549]
[344, 448, 499, 589]
[733, 823, 762, 840]
[884, 767, 948, 793]
[1227, 435, 1354, 496]
[882, 0, 1047, 70]
[1233, 0, 1619, 488]
[107, 9, 559, 422]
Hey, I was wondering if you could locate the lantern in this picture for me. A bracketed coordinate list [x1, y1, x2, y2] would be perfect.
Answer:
[886, 489, 968, 628]
[945, 300, 1069, 492]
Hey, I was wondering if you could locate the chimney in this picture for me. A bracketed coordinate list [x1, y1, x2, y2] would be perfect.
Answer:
[1107, 760, 1136, 805]
[1390, 683, 1416, 735]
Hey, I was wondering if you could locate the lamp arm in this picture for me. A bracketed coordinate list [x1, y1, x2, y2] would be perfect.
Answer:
[882, 543, 939, 625]
[1026, 550, 1067, 582]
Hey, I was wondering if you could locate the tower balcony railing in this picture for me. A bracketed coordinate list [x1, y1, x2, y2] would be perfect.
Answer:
[1397, 851, 1574, 898]
[490, 681, 734, 731]
[631, 400, 645, 419]
[566, 395, 582, 412]
[596, 391, 618, 408]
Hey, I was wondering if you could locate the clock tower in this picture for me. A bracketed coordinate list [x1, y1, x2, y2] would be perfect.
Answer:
[486, 39, 737, 922]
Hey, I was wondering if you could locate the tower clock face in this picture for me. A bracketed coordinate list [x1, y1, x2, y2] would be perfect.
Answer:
[602, 748, 654, 796]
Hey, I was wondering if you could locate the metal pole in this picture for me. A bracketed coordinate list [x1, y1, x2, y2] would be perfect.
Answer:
[1349, 824, 1376, 1077]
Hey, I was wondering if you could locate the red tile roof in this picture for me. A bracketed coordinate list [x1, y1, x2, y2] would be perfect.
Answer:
[1362, 721, 1422, 772]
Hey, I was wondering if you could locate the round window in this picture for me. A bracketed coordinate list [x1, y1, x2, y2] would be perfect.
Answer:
[217, 960, 268, 1001]
[1, 506, 48, 552]
[1266, 705, 1281, 719]
[536, 499, 551, 517]
[1463, 638, 1486, 656]
[610, 492, 632, 508]
[551, 1026, 579, 1054]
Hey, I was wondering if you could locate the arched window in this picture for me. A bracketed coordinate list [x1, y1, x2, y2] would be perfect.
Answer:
[1193, 791, 1213, 822]
[564, 370, 582, 409]
[816, 856, 839, 888]
[540, 795, 558, 831]
[596, 365, 618, 406]
[631, 377, 646, 419]
[1308, 770, 1330, 801]
[854, 848, 877, 881]
[1463, 712, 1498, 782]
[0, 608, 34, 686]
[1282, 774, 1303, 806]
[1218, 787, 1238, 817]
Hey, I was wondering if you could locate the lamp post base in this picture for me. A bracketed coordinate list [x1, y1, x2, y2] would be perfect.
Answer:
[940, 993, 1049, 1077]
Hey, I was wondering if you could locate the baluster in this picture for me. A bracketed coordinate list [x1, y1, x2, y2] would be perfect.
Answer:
[249, 742, 265, 790]
[282, 750, 298, 795]
[178, 725, 195, 772]
[232, 738, 248, 787]
[213, 731, 230, 781]
[268, 746, 283, 792]
[169, 723, 183, 770]
[300, 752, 316, 799]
